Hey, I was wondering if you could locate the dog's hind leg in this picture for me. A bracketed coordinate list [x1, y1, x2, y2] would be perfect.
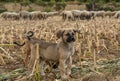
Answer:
[28, 44, 37, 73]
[39, 59, 45, 76]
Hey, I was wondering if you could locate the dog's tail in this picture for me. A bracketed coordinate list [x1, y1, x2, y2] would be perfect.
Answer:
[13, 42, 25, 46]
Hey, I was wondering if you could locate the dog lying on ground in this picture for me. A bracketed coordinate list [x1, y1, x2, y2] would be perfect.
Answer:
[14, 29, 80, 80]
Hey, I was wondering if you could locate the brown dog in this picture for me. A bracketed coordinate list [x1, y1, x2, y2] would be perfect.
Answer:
[14, 29, 80, 80]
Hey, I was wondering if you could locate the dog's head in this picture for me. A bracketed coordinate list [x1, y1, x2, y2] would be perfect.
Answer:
[56, 29, 80, 43]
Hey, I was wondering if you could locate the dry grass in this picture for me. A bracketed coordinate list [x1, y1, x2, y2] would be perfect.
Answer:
[0, 16, 120, 80]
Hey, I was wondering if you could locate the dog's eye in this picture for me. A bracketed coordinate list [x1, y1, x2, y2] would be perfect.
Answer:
[66, 33, 70, 36]
[72, 33, 74, 35]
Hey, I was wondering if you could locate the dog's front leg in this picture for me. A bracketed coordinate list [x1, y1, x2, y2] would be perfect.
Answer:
[59, 59, 67, 79]
[66, 56, 72, 76]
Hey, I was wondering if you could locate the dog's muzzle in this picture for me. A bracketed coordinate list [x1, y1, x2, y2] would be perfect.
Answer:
[67, 36, 75, 42]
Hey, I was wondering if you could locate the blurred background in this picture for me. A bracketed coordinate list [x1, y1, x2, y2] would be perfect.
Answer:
[0, 0, 120, 13]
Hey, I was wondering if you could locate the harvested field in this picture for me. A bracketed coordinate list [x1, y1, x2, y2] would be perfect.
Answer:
[0, 16, 120, 81]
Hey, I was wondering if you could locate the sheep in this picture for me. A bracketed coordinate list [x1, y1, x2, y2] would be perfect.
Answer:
[80, 10, 93, 20]
[62, 11, 74, 21]
[29, 11, 41, 20]
[28, 11, 48, 20]
[72, 10, 82, 20]
[114, 11, 120, 19]
[40, 12, 48, 20]
[1, 12, 10, 20]
[47, 11, 59, 17]
[1, 12, 20, 20]
[104, 11, 116, 18]
[19, 10, 30, 20]
[89, 11, 96, 19]
[12, 12, 20, 20]
[94, 11, 105, 18]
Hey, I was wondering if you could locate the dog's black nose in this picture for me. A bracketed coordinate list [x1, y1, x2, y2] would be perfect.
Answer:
[71, 36, 74, 39]
[71, 37, 75, 41]
[67, 36, 75, 42]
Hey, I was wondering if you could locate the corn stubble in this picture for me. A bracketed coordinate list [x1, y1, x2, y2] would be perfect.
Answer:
[0, 17, 120, 80]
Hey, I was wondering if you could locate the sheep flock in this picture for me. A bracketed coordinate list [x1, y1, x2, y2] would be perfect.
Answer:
[1, 10, 120, 20]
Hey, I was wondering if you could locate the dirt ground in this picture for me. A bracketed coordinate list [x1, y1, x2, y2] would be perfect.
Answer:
[0, 16, 120, 81]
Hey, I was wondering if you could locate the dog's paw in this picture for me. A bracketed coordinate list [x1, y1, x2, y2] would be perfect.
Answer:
[67, 71, 71, 75]
[61, 74, 67, 79]
[61, 75, 71, 81]
[40, 72, 45, 76]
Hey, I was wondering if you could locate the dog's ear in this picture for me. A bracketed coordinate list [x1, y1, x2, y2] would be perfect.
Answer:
[73, 29, 80, 34]
[56, 30, 64, 38]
